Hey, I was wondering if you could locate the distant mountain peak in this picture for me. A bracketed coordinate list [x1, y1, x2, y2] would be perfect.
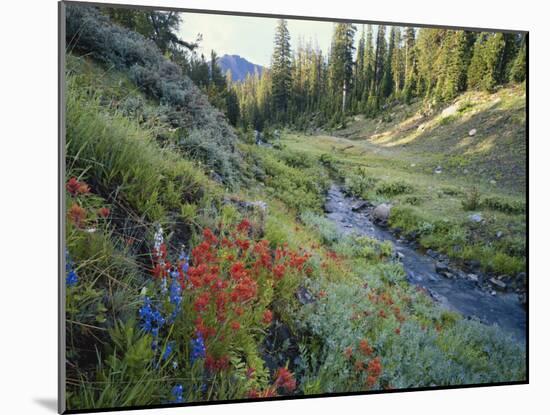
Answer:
[216, 54, 264, 82]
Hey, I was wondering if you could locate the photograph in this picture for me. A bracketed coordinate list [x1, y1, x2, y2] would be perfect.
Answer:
[60, 1, 527, 412]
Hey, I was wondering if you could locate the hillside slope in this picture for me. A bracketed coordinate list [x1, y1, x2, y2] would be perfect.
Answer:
[66, 4, 242, 186]
[333, 86, 526, 193]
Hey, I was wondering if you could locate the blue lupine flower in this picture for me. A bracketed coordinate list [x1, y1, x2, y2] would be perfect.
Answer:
[66, 270, 78, 286]
[169, 279, 182, 306]
[65, 251, 79, 287]
[139, 296, 165, 335]
[163, 341, 174, 361]
[171, 384, 184, 403]
[190, 334, 206, 363]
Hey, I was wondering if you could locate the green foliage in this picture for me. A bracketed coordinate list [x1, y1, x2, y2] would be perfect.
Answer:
[462, 187, 481, 211]
[66, 78, 214, 222]
[244, 145, 329, 213]
[296, 272, 524, 394]
[375, 180, 414, 197]
[300, 211, 341, 245]
[482, 196, 525, 215]
[343, 168, 378, 198]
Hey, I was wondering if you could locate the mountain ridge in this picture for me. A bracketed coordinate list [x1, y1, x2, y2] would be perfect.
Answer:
[216, 54, 264, 82]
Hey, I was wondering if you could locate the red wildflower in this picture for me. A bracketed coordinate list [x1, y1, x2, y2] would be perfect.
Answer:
[230, 262, 248, 280]
[247, 387, 278, 399]
[230, 276, 257, 303]
[235, 238, 250, 251]
[318, 290, 327, 298]
[274, 367, 296, 393]
[359, 339, 373, 356]
[343, 347, 353, 359]
[66, 177, 80, 196]
[97, 207, 110, 218]
[186, 265, 202, 288]
[273, 264, 286, 280]
[246, 367, 256, 379]
[235, 306, 244, 316]
[221, 238, 234, 248]
[68, 203, 86, 228]
[247, 389, 260, 399]
[263, 310, 273, 325]
[231, 321, 241, 331]
[237, 218, 251, 233]
[366, 375, 377, 388]
[203, 228, 218, 246]
[367, 357, 382, 378]
[206, 354, 230, 372]
[151, 263, 166, 279]
[395, 327, 401, 335]
[78, 182, 90, 194]
[194, 292, 211, 312]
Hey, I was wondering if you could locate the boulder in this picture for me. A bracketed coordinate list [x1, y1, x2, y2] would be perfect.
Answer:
[296, 286, 315, 305]
[442, 103, 459, 118]
[351, 201, 370, 212]
[468, 213, 483, 223]
[372, 203, 392, 222]
[468, 128, 477, 136]
[467, 273, 479, 283]
[435, 261, 450, 274]
[434, 166, 443, 174]
[489, 277, 507, 291]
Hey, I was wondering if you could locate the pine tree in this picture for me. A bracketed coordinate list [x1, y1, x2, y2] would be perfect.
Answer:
[509, 34, 527, 83]
[225, 88, 240, 126]
[362, 25, 375, 109]
[328, 23, 357, 113]
[435, 31, 468, 101]
[271, 19, 292, 121]
[467, 32, 505, 91]
[209, 50, 226, 89]
[390, 27, 404, 96]
[403, 27, 417, 102]
[373, 25, 387, 95]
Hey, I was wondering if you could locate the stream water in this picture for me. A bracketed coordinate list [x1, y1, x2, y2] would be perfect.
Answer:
[325, 184, 526, 343]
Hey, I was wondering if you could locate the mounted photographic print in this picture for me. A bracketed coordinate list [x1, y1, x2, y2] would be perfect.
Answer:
[59, 1, 528, 413]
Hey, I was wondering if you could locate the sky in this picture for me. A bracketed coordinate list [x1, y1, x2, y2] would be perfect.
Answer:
[178, 12, 342, 67]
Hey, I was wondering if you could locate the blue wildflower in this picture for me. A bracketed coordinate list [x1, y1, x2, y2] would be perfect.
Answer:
[171, 384, 184, 403]
[65, 252, 79, 287]
[163, 341, 175, 361]
[66, 270, 78, 286]
[190, 334, 206, 363]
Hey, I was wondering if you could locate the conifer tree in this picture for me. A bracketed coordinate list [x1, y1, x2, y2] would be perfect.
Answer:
[328, 23, 357, 113]
[403, 27, 417, 102]
[271, 19, 292, 120]
[509, 34, 527, 83]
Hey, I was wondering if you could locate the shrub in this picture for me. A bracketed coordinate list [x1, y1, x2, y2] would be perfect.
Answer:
[344, 168, 378, 198]
[461, 186, 481, 211]
[482, 196, 525, 215]
[300, 211, 341, 246]
[375, 180, 414, 197]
